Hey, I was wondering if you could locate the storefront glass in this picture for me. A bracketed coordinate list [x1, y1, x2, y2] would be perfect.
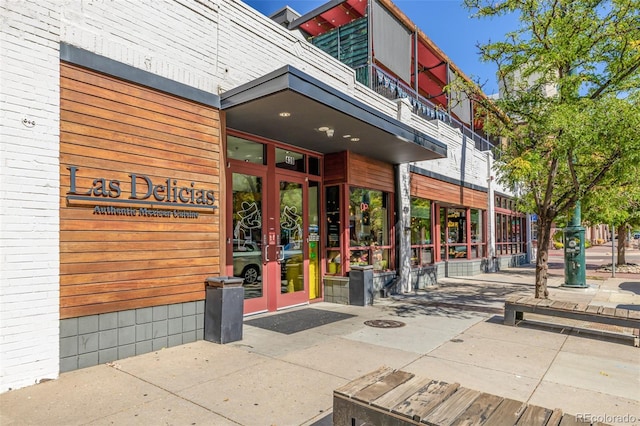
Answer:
[446, 208, 467, 259]
[349, 187, 390, 271]
[470, 209, 483, 258]
[326, 186, 341, 274]
[227, 136, 265, 165]
[495, 196, 526, 255]
[410, 197, 433, 266]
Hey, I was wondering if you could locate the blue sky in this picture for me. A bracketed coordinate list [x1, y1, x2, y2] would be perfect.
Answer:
[244, 0, 519, 95]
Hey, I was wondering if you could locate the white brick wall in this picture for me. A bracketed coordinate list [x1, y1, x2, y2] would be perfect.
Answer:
[1, 0, 61, 392]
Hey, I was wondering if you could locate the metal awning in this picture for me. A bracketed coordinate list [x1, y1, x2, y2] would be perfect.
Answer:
[221, 65, 447, 164]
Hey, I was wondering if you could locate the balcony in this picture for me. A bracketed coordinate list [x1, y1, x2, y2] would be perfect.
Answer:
[355, 64, 500, 156]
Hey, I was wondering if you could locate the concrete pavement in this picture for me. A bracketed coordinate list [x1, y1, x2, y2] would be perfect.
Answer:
[1, 251, 639, 426]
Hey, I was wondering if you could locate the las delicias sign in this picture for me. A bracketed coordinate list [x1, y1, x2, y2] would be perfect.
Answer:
[66, 166, 217, 219]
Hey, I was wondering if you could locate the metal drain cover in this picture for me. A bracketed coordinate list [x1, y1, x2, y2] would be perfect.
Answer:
[364, 319, 406, 328]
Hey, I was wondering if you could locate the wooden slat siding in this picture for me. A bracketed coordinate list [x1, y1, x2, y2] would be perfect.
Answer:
[324, 151, 348, 185]
[60, 63, 221, 319]
[348, 152, 395, 193]
[62, 275, 215, 296]
[410, 172, 487, 209]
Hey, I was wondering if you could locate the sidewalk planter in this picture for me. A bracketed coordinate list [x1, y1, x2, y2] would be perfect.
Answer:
[204, 277, 244, 344]
[445, 260, 486, 277]
[323, 276, 350, 304]
[495, 254, 528, 271]
[324, 270, 397, 304]
[411, 266, 437, 290]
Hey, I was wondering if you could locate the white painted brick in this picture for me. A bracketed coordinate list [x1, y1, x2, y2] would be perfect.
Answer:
[1, 0, 61, 393]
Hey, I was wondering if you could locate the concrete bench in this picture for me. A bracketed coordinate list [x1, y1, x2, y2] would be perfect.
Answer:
[504, 296, 640, 347]
[333, 366, 608, 425]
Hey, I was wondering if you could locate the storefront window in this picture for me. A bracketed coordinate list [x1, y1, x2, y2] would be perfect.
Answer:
[447, 208, 467, 259]
[326, 186, 341, 274]
[470, 209, 484, 258]
[349, 187, 390, 271]
[227, 136, 265, 165]
[410, 197, 433, 266]
[495, 196, 526, 255]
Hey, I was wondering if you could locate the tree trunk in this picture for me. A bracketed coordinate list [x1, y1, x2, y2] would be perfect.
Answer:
[535, 217, 552, 298]
[617, 225, 627, 265]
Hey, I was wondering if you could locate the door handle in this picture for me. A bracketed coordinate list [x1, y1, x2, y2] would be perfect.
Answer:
[263, 234, 269, 262]
[277, 245, 285, 262]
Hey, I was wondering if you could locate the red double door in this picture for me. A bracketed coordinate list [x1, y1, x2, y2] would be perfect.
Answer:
[227, 160, 321, 315]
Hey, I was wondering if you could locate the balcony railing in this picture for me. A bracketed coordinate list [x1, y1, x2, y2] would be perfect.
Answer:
[355, 64, 500, 156]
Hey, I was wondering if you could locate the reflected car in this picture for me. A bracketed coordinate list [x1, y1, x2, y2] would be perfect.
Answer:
[233, 240, 262, 284]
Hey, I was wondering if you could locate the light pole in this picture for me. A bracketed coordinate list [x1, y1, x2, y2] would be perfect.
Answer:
[562, 201, 587, 287]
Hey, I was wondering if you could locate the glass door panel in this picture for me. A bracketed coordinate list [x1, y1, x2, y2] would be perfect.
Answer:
[308, 181, 320, 300]
[276, 178, 308, 307]
[231, 172, 267, 312]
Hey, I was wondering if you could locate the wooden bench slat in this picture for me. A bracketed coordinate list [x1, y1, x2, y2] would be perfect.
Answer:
[334, 366, 393, 397]
[449, 392, 503, 426]
[372, 376, 433, 411]
[573, 303, 589, 312]
[600, 307, 616, 317]
[483, 398, 526, 426]
[550, 301, 568, 309]
[420, 387, 480, 426]
[614, 308, 629, 319]
[393, 380, 459, 421]
[585, 305, 601, 314]
[537, 299, 554, 307]
[546, 409, 564, 426]
[516, 405, 553, 425]
[628, 310, 640, 320]
[558, 413, 583, 425]
[353, 370, 415, 404]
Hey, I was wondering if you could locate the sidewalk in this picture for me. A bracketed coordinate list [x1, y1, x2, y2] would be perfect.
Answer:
[1, 260, 639, 425]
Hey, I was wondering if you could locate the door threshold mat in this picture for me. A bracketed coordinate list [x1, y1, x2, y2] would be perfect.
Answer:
[245, 308, 356, 335]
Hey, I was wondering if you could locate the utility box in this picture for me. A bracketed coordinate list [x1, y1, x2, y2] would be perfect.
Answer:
[204, 276, 244, 344]
[349, 265, 374, 306]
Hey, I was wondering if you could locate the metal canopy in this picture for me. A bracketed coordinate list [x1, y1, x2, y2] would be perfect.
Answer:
[221, 66, 447, 164]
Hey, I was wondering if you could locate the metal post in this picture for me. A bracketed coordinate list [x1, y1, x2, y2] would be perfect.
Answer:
[611, 225, 616, 278]
[562, 201, 587, 287]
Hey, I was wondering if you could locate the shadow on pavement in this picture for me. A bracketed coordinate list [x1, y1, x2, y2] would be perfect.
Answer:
[619, 282, 640, 295]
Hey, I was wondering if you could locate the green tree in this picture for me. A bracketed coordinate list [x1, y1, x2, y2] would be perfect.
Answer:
[463, 0, 640, 297]
[583, 169, 640, 265]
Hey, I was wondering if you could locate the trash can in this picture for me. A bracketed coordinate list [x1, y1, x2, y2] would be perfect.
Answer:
[349, 265, 374, 306]
[204, 276, 244, 344]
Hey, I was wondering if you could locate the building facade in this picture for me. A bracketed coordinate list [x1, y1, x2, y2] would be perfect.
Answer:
[0, 0, 523, 392]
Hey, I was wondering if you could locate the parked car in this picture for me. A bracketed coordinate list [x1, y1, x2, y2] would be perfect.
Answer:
[233, 240, 262, 284]
[633, 232, 640, 240]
